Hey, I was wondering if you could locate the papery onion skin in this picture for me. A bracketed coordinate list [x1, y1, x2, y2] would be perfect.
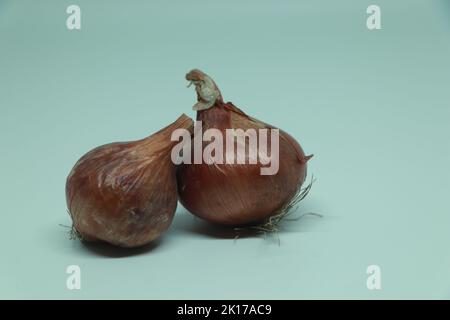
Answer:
[66, 114, 193, 247]
[177, 70, 312, 226]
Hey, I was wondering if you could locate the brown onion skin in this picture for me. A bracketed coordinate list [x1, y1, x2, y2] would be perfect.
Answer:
[178, 93, 312, 226]
[66, 114, 193, 247]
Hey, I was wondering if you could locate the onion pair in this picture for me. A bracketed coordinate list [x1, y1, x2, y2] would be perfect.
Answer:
[65, 69, 312, 248]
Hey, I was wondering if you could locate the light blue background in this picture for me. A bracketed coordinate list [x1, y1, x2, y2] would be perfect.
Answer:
[1, 0, 449, 299]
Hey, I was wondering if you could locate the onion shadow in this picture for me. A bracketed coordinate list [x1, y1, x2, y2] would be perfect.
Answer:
[79, 237, 163, 258]
[172, 207, 323, 240]
[172, 212, 262, 239]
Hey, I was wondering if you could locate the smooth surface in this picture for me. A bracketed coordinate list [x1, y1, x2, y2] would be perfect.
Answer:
[1, 0, 449, 299]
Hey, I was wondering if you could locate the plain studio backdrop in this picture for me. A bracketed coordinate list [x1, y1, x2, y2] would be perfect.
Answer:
[0, 0, 449, 299]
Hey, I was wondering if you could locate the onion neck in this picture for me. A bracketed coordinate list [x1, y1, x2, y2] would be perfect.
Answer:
[142, 113, 194, 152]
[186, 69, 223, 111]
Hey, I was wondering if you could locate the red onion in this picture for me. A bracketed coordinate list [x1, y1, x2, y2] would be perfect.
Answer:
[177, 69, 312, 226]
[66, 114, 193, 247]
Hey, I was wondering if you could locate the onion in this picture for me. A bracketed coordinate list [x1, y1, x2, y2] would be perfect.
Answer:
[66, 114, 193, 247]
[177, 69, 312, 226]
